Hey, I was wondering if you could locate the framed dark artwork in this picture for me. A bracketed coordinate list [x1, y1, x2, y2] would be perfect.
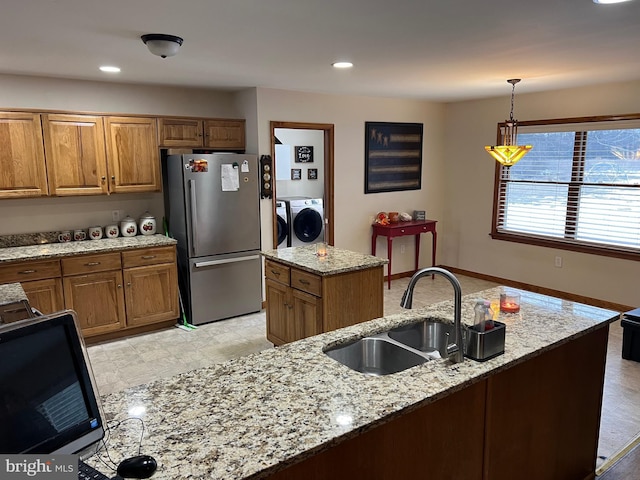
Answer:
[295, 146, 314, 163]
[308, 168, 318, 180]
[364, 122, 423, 194]
[291, 168, 302, 180]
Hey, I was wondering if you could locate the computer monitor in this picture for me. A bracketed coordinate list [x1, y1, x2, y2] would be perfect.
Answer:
[0, 310, 105, 456]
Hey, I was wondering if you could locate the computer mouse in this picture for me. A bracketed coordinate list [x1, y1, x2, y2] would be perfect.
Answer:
[116, 454, 157, 479]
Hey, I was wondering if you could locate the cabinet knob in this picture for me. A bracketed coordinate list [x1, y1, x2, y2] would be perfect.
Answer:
[101, 176, 106, 183]
[117, 284, 122, 288]
[111, 175, 116, 182]
[127, 282, 131, 287]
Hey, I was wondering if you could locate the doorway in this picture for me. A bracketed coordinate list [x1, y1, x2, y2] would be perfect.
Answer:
[270, 121, 334, 248]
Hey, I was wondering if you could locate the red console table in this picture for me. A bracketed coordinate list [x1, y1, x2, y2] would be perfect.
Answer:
[371, 220, 437, 290]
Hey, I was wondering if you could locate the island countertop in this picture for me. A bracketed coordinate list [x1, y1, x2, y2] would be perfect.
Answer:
[0, 235, 177, 264]
[261, 244, 387, 275]
[93, 287, 620, 479]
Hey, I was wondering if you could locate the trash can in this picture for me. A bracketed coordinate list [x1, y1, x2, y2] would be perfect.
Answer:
[622, 307, 640, 362]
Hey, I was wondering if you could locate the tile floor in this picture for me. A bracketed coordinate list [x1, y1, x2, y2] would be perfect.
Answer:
[86, 274, 640, 472]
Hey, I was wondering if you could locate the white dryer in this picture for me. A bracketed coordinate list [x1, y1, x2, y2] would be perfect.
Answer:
[275, 200, 289, 248]
[288, 198, 324, 247]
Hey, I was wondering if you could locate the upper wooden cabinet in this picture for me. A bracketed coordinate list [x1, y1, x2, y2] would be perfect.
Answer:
[42, 114, 109, 196]
[0, 112, 48, 198]
[158, 117, 245, 150]
[105, 116, 161, 193]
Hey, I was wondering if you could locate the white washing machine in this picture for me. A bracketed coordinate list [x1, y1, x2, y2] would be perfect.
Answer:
[275, 200, 289, 248]
[288, 198, 324, 247]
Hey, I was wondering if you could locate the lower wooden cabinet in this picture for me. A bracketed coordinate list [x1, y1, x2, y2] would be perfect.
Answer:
[265, 258, 383, 345]
[123, 263, 179, 327]
[63, 269, 126, 337]
[0, 245, 178, 339]
[20, 278, 64, 315]
[266, 278, 322, 344]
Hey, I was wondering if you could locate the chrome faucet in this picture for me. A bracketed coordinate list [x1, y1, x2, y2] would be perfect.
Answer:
[400, 267, 464, 363]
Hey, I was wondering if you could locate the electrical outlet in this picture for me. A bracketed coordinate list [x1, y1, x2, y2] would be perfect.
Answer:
[400, 244, 406, 254]
[112, 210, 120, 222]
[554, 256, 562, 268]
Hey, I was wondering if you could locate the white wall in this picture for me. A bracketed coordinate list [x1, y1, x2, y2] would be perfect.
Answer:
[274, 129, 324, 199]
[256, 88, 445, 277]
[443, 79, 640, 307]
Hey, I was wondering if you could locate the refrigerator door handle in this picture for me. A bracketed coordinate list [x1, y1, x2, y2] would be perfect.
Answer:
[188, 179, 198, 256]
[194, 255, 261, 268]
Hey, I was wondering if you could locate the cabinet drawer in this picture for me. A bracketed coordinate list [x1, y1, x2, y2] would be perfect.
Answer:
[265, 259, 290, 286]
[0, 260, 61, 283]
[291, 269, 322, 297]
[62, 253, 121, 276]
[122, 246, 176, 268]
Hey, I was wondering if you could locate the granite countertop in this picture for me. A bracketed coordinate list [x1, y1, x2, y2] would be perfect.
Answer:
[93, 287, 620, 479]
[0, 283, 28, 305]
[262, 245, 388, 275]
[0, 235, 177, 263]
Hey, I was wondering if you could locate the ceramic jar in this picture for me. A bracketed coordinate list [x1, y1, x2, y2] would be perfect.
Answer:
[58, 231, 72, 243]
[73, 229, 86, 241]
[138, 211, 157, 235]
[120, 216, 138, 237]
[88, 226, 103, 240]
[105, 224, 119, 238]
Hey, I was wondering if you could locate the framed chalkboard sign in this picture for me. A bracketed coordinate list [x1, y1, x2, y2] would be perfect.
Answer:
[291, 168, 302, 180]
[295, 146, 314, 163]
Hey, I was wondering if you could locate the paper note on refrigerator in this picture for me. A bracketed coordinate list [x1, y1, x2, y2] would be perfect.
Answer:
[221, 164, 239, 191]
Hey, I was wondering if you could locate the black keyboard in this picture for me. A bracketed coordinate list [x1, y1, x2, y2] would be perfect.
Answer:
[78, 459, 112, 480]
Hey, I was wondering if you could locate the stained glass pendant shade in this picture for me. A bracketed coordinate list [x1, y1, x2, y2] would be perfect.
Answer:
[485, 79, 532, 167]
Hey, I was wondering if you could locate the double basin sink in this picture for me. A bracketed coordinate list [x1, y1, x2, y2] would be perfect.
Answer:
[324, 318, 454, 376]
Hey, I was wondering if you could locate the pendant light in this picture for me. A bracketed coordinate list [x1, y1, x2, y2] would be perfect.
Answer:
[485, 79, 532, 167]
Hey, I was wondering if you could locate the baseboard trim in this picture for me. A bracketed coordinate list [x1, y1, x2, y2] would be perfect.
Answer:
[595, 431, 640, 476]
[386, 267, 632, 313]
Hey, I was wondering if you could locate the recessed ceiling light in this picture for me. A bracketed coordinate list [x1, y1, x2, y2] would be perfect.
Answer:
[99, 66, 121, 73]
[332, 62, 353, 69]
[593, 0, 632, 4]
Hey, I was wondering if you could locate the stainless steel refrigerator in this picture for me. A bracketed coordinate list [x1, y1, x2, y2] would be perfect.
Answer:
[165, 153, 262, 325]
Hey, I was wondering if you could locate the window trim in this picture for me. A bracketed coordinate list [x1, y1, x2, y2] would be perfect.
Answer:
[490, 113, 640, 262]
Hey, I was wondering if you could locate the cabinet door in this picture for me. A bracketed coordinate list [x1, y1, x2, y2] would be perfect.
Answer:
[158, 117, 203, 147]
[291, 288, 322, 341]
[265, 278, 291, 346]
[22, 278, 64, 315]
[105, 117, 161, 193]
[42, 114, 108, 196]
[63, 270, 126, 337]
[123, 263, 179, 327]
[0, 112, 48, 198]
[203, 119, 245, 150]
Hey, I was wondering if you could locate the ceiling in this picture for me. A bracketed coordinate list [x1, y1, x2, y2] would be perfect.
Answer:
[1, 0, 639, 102]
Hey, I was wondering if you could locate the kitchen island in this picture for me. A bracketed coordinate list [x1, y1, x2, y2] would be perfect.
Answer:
[93, 286, 619, 480]
[262, 245, 387, 345]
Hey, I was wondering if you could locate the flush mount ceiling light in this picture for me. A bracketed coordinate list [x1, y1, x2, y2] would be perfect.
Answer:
[141, 33, 183, 58]
[593, 0, 632, 4]
[332, 61, 353, 69]
[484, 79, 532, 168]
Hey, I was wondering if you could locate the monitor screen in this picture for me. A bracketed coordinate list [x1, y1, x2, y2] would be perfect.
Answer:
[0, 310, 105, 455]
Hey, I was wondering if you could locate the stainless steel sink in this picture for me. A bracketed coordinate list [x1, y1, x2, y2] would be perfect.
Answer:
[324, 336, 428, 376]
[388, 318, 455, 357]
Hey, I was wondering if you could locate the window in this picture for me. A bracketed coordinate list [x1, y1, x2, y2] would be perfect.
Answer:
[492, 114, 640, 259]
